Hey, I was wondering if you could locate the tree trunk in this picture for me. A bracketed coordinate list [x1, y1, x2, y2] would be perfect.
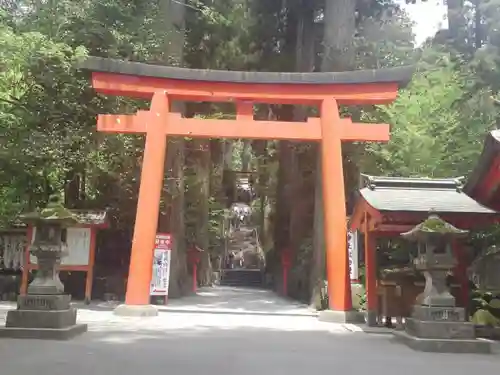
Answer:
[223, 141, 234, 170]
[252, 138, 272, 253]
[194, 138, 212, 286]
[291, 0, 315, 240]
[288, 1, 316, 300]
[310, 153, 326, 307]
[321, 0, 356, 72]
[222, 140, 235, 205]
[64, 170, 81, 209]
[310, 0, 356, 307]
[473, 0, 483, 49]
[273, 106, 295, 253]
[446, 0, 465, 43]
[209, 139, 225, 268]
[166, 136, 189, 298]
[241, 140, 252, 172]
[157, 0, 189, 298]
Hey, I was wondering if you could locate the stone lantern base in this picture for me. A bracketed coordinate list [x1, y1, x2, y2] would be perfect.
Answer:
[0, 294, 87, 340]
[393, 305, 492, 353]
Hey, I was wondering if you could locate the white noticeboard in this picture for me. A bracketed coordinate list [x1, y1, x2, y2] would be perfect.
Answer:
[30, 227, 91, 266]
[347, 230, 359, 282]
[150, 233, 172, 296]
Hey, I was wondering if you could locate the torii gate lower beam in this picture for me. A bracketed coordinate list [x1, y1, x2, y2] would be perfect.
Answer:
[81, 57, 413, 320]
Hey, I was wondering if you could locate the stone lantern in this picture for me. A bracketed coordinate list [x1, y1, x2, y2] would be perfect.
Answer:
[24, 195, 76, 295]
[393, 214, 491, 353]
[403, 214, 464, 308]
[0, 195, 88, 340]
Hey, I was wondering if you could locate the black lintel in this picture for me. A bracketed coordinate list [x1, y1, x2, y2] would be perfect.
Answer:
[79, 57, 414, 88]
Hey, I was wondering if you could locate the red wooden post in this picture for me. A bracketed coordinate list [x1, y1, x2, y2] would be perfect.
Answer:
[188, 245, 203, 293]
[84, 227, 97, 304]
[20, 226, 33, 296]
[452, 239, 469, 307]
[364, 213, 378, 326]
[123, 92, 169, 305]
[192, 263, 198, 292]
[281, 248, 292, 297]
[283, 268, 288, 296]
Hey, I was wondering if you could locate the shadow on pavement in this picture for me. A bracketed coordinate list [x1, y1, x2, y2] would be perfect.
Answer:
[0, 325, 499, 375]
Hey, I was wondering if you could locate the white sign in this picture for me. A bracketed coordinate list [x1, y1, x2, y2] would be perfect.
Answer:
[30, 227, 91, 266]
[347, 230, 359, 281]
[150, 233, 172, 296]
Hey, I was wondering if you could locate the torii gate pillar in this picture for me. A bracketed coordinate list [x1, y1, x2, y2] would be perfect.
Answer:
[319, 98, 353, 319]
[114, 92, 169, 317]
[81, 57, 413, 319]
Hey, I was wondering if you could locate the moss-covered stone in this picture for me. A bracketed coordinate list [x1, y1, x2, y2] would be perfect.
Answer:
[401, 214, 468, 241]
[19, 195, 78, 226]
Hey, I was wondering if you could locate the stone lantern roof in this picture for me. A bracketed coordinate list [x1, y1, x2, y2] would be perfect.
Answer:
[19, 195, 79, 227]
[401, 214, 468, 242]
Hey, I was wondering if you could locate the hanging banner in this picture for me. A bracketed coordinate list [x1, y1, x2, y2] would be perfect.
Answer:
[347, 230, 359, 282]
[150, 233, 172, 296]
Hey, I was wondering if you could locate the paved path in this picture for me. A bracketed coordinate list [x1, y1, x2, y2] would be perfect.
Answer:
[159, 286, 318, 316]
[0, 287, 499, 374]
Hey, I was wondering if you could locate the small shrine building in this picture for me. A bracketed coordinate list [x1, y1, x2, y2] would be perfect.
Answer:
[349, 175, 500, 326]
[464, 130, 500, 209]
[0, 210, 108, 303]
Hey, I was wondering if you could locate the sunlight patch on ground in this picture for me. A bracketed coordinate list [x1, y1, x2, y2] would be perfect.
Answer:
[0, 287, 339, 338]
[79, 309, 349, 335]
[196, 291, 218, 297]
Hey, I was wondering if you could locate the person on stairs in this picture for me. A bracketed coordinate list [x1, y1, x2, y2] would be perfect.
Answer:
[228, 251, 235, 269]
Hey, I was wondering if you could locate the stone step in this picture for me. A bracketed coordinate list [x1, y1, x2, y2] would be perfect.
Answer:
[6, 308, 77, 329]
[229, 245, 256, 250]
[220, 269, 264, 288]
[392, 330, 492, 354]
[405, 318, 475, 340]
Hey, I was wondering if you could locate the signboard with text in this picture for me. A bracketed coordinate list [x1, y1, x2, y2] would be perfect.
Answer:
[150, 233, 172, 296]
[347, 230, 359, 282]
[30, 227, 91, 266]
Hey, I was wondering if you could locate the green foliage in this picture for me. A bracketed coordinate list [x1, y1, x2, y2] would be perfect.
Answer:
[470, 289, 500, 326]
[185, 0, 260, 69]
[360, 54, 498, 178]
[0, 21, 90, 223]
[0, 0, 167, 230]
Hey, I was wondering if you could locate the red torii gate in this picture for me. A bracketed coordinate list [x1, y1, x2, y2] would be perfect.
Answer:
[81, 57, 413, 319]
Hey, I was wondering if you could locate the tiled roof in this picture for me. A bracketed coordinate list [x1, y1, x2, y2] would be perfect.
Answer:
[360, 175, 497, 214]
[1, 210, 108, 230]
[71, 210, 108, 225]
[80, 57, 414, 87]
[464, 130, 500, 202]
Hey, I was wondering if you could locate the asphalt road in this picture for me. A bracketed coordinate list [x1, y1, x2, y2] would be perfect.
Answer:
[0, 287, 499, 375]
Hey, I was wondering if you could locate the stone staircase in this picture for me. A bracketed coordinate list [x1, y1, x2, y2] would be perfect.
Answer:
[221, 203, 265, 288]
[220, 269, 264, 287]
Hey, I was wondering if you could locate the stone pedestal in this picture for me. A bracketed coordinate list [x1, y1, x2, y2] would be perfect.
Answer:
[393, 305, 492, 353]
[318, 309, 364, 324]
[365, 310, 378, 327]
[27, 255, 65, 295]
[114, 304, 159, 317]
[0, 294, 87, 340]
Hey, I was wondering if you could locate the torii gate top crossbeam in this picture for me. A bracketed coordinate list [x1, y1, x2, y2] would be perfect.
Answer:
[80, 57, 413, 105]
